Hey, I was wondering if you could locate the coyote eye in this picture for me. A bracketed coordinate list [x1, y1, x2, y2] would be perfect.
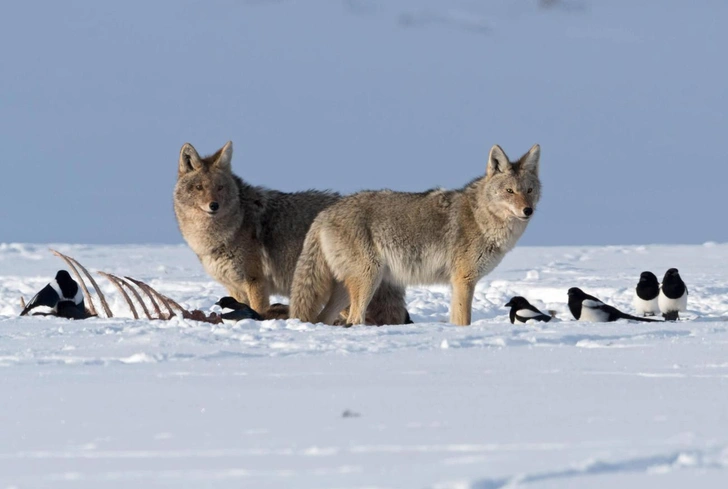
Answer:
[195, 184, 203, 191]
[217, 185, 223, 191]
[506, 188, 514, 194]
[527, 188, 533, 194]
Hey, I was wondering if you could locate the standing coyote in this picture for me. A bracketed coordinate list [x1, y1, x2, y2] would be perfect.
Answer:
[290, 144, 541, 326]
[173, 141, 409, 324]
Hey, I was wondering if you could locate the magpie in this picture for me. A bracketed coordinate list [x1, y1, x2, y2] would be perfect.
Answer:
[55, 300, 89, 320]
[633, 271, 660, 316]
[659, 268, 688, 321]
[20, 270, 86, 319]
[567, 287, 660, 322]
[504, 296, 552, 324]
[215, 296, 263, 323]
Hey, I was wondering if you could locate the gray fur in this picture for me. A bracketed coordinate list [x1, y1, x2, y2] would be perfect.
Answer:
[290, 144, 541, 326]
[173, 141, 408, 324]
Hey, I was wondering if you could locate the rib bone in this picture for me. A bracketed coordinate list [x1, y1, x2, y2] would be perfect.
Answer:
[124, 277, 178, 318]
[98, 272, 139, 319]
[37, 251, 225, 324]
[123, 277, 165, 317]
[114, 275, 153, 319]
[50, 249, 112, 318]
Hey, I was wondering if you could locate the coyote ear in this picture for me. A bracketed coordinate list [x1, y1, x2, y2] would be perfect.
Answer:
[487, 144, 510, 175]
[212, 141, 233, 172]
[179, 143, 203, 176]
[520, 144, 540, 175]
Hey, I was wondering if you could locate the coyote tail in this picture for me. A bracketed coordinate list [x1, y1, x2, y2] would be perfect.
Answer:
[289, 223, 334, 323]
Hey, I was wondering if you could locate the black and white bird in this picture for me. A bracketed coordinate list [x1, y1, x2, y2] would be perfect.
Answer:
[567, 287, 660, 323]
[659, 268, 688, 321]
[215, 296, 263, 323]
[633, 271, 660, 316]
[20, 270, 86, 319]
[504, 296, 552, 324]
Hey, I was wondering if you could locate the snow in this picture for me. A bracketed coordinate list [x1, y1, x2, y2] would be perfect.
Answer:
[3, 1, 727, 486]
[2, 243, 728, 487]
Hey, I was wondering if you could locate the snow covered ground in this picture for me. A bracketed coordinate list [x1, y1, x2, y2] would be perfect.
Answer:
[2, 243, 728, 488]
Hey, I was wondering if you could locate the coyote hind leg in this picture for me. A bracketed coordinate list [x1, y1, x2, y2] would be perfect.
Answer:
[317, 281, 350, 325]
[345, 267, 382, 326]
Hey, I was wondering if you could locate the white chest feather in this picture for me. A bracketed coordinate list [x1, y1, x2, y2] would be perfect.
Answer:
[658, 290, 687, 312]
[633, 294, 659, 315]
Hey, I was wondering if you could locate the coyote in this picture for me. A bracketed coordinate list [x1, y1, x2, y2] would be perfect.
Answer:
[290, 144, 541, 326]
[173, 141, 409, 324]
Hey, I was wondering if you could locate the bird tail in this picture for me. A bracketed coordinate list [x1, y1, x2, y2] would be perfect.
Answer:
[619, 311, 662, 322]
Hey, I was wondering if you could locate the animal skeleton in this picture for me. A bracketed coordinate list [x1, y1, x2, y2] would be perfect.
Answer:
[20, 249, 223, 323]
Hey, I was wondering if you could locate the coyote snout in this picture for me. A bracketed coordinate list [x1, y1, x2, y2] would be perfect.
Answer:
[202, 199, 221, 215]
[196, 192, 228, 216]
[516, 207, 534, 221]
[514, 205, 534, 221]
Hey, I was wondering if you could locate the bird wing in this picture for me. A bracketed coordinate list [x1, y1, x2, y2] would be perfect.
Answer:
[582, 299, 605, 309]
[515, 311, 550, 323]
[20, 284, 60, 316]
[600, 304, 625, 322]
[221, 306, 262, 322]
[516, 308, 545, 319]
[579, 299, 612, 322]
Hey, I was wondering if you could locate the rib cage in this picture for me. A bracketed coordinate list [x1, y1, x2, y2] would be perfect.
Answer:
[19, 250, 224, 324]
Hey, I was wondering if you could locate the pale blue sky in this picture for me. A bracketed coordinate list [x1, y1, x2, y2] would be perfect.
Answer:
[1, 0, 725, 246]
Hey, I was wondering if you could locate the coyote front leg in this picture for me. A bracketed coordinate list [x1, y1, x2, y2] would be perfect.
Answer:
[228, 248, 269, 313]
[244, 279, 269, 313]
[450, 273, 476, 326]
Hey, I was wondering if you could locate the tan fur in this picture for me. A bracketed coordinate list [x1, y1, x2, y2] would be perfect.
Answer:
[173, 141, 409, 324]
[290, 144, 541, 326]
[263, 303, 290, 320]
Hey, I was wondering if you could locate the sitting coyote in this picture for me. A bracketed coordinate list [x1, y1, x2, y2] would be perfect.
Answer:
[290, 144, 541, 326]
[173, 141, 409, 324]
